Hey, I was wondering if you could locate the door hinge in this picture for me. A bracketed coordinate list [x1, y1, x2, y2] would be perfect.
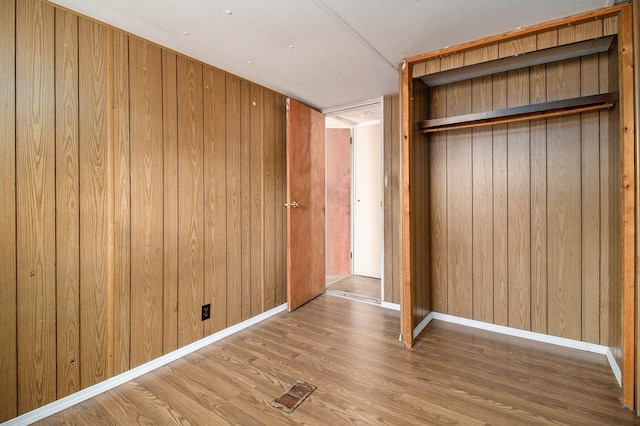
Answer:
[350, 252, 353, 259]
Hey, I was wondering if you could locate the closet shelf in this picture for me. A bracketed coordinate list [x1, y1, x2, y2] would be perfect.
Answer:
[418, 91, 618, 133]
[419, 36, 615, 87]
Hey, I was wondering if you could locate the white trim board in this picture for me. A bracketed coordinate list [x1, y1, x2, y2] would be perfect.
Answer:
[422, 312, 621, 387]
[381, 301, 400, 311]
[2, 303, 288, 426]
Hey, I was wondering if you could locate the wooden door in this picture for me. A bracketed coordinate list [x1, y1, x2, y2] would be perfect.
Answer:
[286, 98, 325, 311]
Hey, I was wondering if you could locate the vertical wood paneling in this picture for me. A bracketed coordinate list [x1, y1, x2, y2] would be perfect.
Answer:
[507, 121, 531, 330]
[429, 141, 447, 312]
[55, 8, 80, 399]
[177, 57, 204, 346]
[445, 76, 472, 318]
[530, 118, 547, 334]
[274, 94, 287, 306]
[0, 44, 14, 409]
[263, 90, 276, 310]
[78, 17, 110, 388]
[162, 50, 179, 351]
[225, 75, 242, 325]
[547, 115, 582, 340]
[580, 52, 602, 344]
[492, 73, 509, 327]
[129, 39, 164, 367]
[0, 0, 17, 420]
[16, 0, 56, 413]
[446, 129, 472, 318]
[529, 48, 549, 335]
[112, 31, 130, 375]
[4, 1, 295, 418]
[507, 68, 531, 331]
[547, 56, 582, 340]
[240, 81, 252, 321]
[250, 85, 264, 316]
[203, 66, 227, 335]
[471, 76, 494, 323]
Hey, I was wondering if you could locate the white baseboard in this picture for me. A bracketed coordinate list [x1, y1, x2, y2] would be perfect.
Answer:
[413, 311, 433, 339]
[381, 301, 400, 311]
[3, 303, 288, 426]
[428, 312, 621, 387]
[606, 347, 622, 387]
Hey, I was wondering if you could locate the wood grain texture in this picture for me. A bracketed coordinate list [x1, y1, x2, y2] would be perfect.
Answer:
[249, 85, 264, 317]
[499, 34, 537, 58]
[240, 80, 252, 322]
[37, 295, 637, 426]
[325, 128, 351, 276]
[529, 54, 548, 335]
[445, 78, 472, 319]
[263, 90, 277, 310]
[54, 8, 80, 399]
[471, 73, 494, 323]
[3, 1, 296, 419]
[225, 75, 242, 325]
[286, 98, 326, 312]
[599, 109, 611, 347]
[0, 0, 17, 420]
[162, 50, 179, 351]
[547, 115, 582, 340]
[112, 30, 131, 375]
[177, 57, 204, 346]
[129, 38, 164, 367]
[446, 130, 473, 319]
[429, 137, 447, 312]
[203, 65, 227, 335]
[506, 68, 531, 331]
[273, 94, 287, 305]
[78, 17, 111, 389]
[546, 56, 582, 340]
[618, 5, 635, 408]
[413, 80, 431, 321]
[16, 1, 57, 412]
[530, 118, 548, 335]
[580, 52, 602, 344]
[492, 73, 509, 327]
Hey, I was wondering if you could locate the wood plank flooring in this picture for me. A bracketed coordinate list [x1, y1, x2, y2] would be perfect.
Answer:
[326, 275, 381, 301]
[37, 295, 638, 425]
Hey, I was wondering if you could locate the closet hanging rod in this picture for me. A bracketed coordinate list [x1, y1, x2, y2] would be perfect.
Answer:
[419, 92, 618, 134]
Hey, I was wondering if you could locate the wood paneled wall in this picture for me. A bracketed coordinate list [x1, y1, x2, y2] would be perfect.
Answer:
[383, 94, 402, 305]
[411, 19, 622, 348]
[0, 0, 287, 421]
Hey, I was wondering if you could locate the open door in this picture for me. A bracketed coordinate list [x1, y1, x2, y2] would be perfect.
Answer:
[286, 98, 326, 311]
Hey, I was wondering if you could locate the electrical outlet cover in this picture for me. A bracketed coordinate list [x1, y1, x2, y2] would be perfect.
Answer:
[202, 304, 211, 321]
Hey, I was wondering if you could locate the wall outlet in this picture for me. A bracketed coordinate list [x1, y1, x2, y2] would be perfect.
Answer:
[202, 304, 211, 321]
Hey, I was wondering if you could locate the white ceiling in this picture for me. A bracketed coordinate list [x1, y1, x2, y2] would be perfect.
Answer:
[49, 0, 618, 111]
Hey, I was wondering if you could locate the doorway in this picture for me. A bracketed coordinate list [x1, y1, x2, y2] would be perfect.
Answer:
[324, 100, 383, 303]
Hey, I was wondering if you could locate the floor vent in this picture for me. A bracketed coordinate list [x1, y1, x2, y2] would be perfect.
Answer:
[271, 381, 316, 413]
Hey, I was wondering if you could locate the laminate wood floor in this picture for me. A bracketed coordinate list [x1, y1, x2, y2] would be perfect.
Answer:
[326, 275, 381, 301]
[37, 295, 638, 425]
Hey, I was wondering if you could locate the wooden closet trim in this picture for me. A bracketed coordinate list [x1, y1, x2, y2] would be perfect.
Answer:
[406, 4, 626, 64]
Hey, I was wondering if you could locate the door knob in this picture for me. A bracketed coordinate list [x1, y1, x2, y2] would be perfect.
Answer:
[284, 200, 300, 209]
